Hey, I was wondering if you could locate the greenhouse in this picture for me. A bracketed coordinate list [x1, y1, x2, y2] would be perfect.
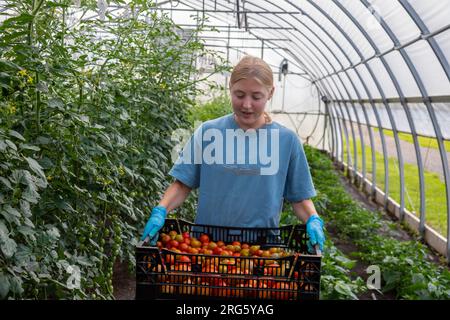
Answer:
[0, 0, 449, 300]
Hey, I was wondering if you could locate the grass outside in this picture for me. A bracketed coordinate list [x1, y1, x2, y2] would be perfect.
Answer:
[342, 137, 447, 237]
[373, 128, 450, 152]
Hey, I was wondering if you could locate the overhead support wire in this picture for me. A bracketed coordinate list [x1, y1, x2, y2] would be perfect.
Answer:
[152, 6, 300, 14]
[181, 0, 309, 75]
[175, 24, 295, 30]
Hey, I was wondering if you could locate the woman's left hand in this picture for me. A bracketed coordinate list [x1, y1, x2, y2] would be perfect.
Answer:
[306, 214, 325, 254]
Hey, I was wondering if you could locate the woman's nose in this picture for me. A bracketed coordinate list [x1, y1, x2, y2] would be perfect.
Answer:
[242, 97, 252, 108]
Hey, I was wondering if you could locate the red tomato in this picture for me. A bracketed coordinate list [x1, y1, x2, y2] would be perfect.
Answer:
[207, 242, 218, 250]
[216, 241, 225, 248]
[190, 239, 202, 248]
[199, 234, 210, 243]
[188, 247, 199, 254]
[182, 232, 190, 238]
[179, 243, 189, 252]
[168, 230, 177, 239]
[161, 235, 171, 244]
[179, 256, 191, 263]
[213, 247, 223, 255]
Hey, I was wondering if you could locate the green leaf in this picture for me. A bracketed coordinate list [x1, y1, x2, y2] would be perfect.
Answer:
[9, 276, 23, 296]
[19, 144, 41, 152]
[0, 59, 21, 71]
[18, 225, 35, 238]
[23, 217, 35, 228]
[0, 273, 10, 299]
[0, 140, 7, 152]
[335, 255, 356, 269]
[5, 139, 17, 151]
[36, 81, 48, 93]
[55, 200, 76, 213]
[25, 157, 46, 180]
[46, 226, 60, 240]
[97, 192, 108, 202]
[0, 208, 19, 225]
[0, 220, 8, 241]
[21, 184, 40, 204]
[20, 200, 32, 217]
[1, 13, 34, 26]
[35, 136, 51, 145]
[1, 237, 17, 258]
[45, 1, 69, 8]
[0, 177, 12, 190]
[334, 282, 358, 300]
[4, 204, 21, 218]
[48, 97, 64, 109]
[76, 256, 93, 267]
[1, 30, 29, 43]
[8, 130, 25, 141]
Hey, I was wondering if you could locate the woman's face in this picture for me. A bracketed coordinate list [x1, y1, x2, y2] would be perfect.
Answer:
[230, 77, 274, 130]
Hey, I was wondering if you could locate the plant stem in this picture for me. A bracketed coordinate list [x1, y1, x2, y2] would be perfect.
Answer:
[35, 71, 41, 133]
[61, 1, 66, 48]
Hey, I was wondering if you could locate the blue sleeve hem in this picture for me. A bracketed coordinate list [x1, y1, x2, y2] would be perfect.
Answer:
[169, 171, 198, 189]
[286, 189, 317, 203]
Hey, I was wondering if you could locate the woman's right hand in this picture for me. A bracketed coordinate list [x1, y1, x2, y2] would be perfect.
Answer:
[141, 206, 167, 244]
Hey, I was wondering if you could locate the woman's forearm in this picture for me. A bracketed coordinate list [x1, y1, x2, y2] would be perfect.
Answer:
[158, 180, 192, 213]
[291, 199, 318, 223]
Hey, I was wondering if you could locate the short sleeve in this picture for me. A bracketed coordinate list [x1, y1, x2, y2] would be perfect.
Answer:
[168, 126, 202, 189]
[283, 136, 316, 202]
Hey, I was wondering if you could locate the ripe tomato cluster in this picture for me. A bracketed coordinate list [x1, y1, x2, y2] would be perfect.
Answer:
[157, 230, 292, 259]
[155, 230, 300, 300]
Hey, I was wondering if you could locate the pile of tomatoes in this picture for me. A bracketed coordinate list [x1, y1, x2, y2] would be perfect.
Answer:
[154, 230, 303, 300]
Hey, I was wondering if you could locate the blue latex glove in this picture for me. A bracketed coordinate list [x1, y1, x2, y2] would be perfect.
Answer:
[306, 214, 325, 254]
[141, 206, 167, 245]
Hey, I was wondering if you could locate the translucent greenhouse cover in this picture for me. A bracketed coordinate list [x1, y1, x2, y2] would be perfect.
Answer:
[1, 0, 449, 140]
[147, 0, 450, 139]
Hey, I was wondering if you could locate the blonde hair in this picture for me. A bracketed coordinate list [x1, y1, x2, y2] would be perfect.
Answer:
[229, 55, 273, 123]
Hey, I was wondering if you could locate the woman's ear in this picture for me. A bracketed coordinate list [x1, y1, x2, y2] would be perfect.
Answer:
[269, 86, 275, 99]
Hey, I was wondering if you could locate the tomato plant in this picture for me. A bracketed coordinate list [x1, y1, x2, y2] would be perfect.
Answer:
[0, 0, 229, 299]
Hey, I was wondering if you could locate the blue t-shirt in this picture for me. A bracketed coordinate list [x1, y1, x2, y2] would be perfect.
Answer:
[168, 113, 316, 228]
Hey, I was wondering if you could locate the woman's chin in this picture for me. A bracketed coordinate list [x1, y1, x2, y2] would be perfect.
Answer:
[236, 116, 255, 127]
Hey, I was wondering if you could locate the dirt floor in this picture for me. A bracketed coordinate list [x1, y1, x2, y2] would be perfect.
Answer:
[112, 260, 136, 300]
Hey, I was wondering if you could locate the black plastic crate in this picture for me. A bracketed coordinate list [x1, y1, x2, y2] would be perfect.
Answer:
[135, 218, 321, 300]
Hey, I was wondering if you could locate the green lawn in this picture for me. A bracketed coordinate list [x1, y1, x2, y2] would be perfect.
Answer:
[373, 128, 450, 152]
[342, 137, 447, 237]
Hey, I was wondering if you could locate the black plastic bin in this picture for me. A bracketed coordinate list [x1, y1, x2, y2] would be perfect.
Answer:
[135, 218, 321, 300]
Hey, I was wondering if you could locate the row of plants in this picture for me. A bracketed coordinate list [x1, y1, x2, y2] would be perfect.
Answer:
[305, 145, 450, 299]
[0, 0, 227, 299]
[280, 202, 367, 300]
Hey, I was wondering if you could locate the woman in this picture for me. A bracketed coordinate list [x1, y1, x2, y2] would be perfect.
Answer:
[141, 56, 325, 253]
